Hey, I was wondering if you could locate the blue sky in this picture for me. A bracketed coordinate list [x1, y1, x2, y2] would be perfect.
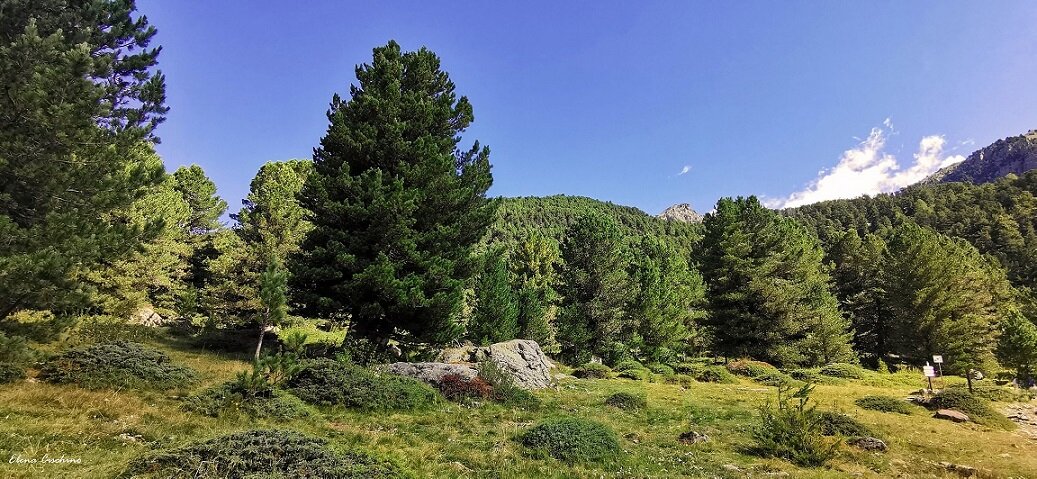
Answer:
[140, 1, 1037, 216]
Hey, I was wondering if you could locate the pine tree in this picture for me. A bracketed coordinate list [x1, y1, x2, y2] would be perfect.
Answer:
[171, 165, 228, 294]
[291, 41, 495, 348]
[468, 250, 520, 345]
[996, 310, 1037, 386]
[556, 214, 636, 364]
[0, 0, 167, 319]
[699, 197, 853, 366]
[829, 230, 891, 365]
[255, 261, 289, 360]
[511, 233, 561, 352]
[629, 237, 706, 362]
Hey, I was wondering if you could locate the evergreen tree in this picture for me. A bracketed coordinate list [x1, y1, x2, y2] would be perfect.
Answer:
[556, 214, 636, 364]
[171, 165, 227, 292]
[995, 310, 1037, 386]
[511, 233, 561, 352]
[829, 230, 891, 365]
[0, 0, 166, 319]
[291, 41, 495, 347]
[629, 237, 706, 362]
[468, 250, 520, 345]
[255, 260, 289, 360]
[699, 197, 853, 367]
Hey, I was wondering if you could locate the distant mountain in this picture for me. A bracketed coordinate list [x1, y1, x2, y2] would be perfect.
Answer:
[926, 129, 1037, 184]
[657, 203, 703, 223]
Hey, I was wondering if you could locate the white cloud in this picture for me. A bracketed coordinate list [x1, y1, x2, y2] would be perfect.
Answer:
[678, 165, 691, 176]
[776, 123, 965, 209]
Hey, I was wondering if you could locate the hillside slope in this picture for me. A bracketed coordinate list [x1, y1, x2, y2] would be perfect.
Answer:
[927, 129, 1037, 184]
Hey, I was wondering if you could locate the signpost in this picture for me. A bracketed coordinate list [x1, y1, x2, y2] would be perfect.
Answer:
[923, 362, 936, 393]
[932, 355, 944, 390]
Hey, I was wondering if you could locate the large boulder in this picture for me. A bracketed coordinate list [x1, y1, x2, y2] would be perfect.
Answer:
[384, 362, 478, 385]
[934, 409, 970, 423]
[130, 307, 164, 327]
[439, 339, 554, 390]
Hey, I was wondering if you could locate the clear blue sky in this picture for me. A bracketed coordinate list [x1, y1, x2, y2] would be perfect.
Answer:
[140, 1, 1037, 216]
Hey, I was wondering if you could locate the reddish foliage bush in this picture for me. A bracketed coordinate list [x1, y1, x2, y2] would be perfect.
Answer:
[438, 374, 493, 401]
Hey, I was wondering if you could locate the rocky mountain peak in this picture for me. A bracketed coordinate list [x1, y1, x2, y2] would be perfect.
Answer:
[658, 203, 703, 223]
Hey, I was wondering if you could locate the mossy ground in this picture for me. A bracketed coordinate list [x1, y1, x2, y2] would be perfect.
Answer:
[1, 332, 1035, 478]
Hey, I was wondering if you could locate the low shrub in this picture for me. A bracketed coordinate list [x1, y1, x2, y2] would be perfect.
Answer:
[855, 395, 914, 414]
[182, 383, 311, 419]
[605, 392, 647, 410]
[2, 310, 75, 344]
[754, 371, 796, 387]
[288, 359, 440, 411]
[520, 417, 621, 463]
[646, 363, 675, 376]
[478, 360, 540, 408]
[945, 384, 1035, 402]
[613, 359, 643, 372]
[71, 316, 161, 346]
[121, 429, 405, 478]
[751, 384, 839, 467]
[819, 363, 864, 379]
[617, 368, 649, 380]
[39, 341, 196, 390]
[438, 373, 493, 403]
[0, 331, 33, 384]
[928, 389, 1014, 429]
[818, 412, 873, 438]
[573, 363, 612, 379]
[727, 359, 779, 378]
[690, 365, 737, 383]
[788, 368, 821, 383]
[672, 363, 699, 374]
[0, 362, 25, 384]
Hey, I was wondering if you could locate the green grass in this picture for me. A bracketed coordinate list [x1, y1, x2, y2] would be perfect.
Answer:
[1, 333, 1036, 478]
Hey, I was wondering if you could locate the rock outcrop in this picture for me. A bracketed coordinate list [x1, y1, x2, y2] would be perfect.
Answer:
[388, 339, 554, 390]
[933, 409, 970, 423]
[926, 129, 1037, 185]
[658, 203, 703, 223]
[384, 362, 478, 385]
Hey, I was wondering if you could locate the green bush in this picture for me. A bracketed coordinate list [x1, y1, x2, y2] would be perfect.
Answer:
[0, 362, 25, 384]
[0, 331, 33, 384]
[71, 316, 161, 345]
[520, 417, 621, 463]
[818, 412, 873, 438]
[928, 389, 1014, 429]
[613, 359, 643, 372]
[646, 363, 674, 376]
[945, 384, 1035, 402]
[617, 368, 649, 380]
[751, 384, 839, 467]
[688, 365, 737, 383]
[672, 362, 699, 374]
[182, 384, 311, 419]
[121, 429, 405, 478]
[605, 392, 646, 410]
[819, 363, 864, 379]
[727, 359, 779, 378]
[754, 371, 796, 387]
[478, 360, 540, 408]
[39, 341, 196, 390]
[288, 359, 439, 411]
[855, 395, 914, 414]
[788, 368, 822, 382]
[573, 363, 611, 379]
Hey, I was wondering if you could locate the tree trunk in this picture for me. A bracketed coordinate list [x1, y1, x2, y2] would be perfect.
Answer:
[254, 324, 267, 362]
[966, 369, 974, 393]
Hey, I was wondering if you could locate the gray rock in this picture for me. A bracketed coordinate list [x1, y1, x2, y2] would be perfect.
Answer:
[658, 203, 703, 223]
[384, 362, 477, 386]
[934, 409, 970, 423]
[849, 436, 887, 452]
[130, 307, 164, 327]
[438, 339, 554, 390]
[678, 430, 709, 444]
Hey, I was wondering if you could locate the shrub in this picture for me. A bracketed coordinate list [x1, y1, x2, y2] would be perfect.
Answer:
[39, 341, 195, 390]
[182, 383, 311, 419]
[818, 412, 873, 438]
[754, 371, 796, 387]
[605, 392, 647, 410]
[946, 384, 1035, 402]
[478, 360, 540, 408]
[751, 384, 839, 467]
[646, 363, 675, 376]
[520, 417, 620, 463]
[121, 429, 405, 478]
[617, 368, 649, 380]
[573, 363, 611, 379]
[928, 389, 1014, 429]
[727, 359, 779, 378]
[855, 395, 914, 414]
[613, 359, 643, 372]
[689, 365, 737, 383]
[0, 363, 26, 384]
[788, 368, 822, 382]
[288, 359, 439, 411]
[71, 316, 161, 345]
[819, 363, 863, 379]
[438, 374, 493, 403]
[0, 331, 33, 384]
[672, 362, 699, 374]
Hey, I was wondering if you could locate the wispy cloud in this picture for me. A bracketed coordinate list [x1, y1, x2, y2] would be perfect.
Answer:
[677, 165, 691, 176]
[774, 122, 965, 209]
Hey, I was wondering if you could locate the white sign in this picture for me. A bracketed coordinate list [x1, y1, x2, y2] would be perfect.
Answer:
[923, 365, 936, 378]
[932, 355, 943, 364]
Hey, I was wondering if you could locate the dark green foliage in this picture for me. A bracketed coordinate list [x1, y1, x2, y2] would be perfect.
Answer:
[927, 389, 1014, 429]
[478, 360, 540, 408]
[689, 365, 737, 384]
[292, 41, 495, 347]
[510, 233, 561, 353]
[726, 359, 780, 378]
[0, 362, 25, 383]
[468, 249, 520, 345]
[628, 237, 707, 362]
[828, 231, 892, 366]
[0, 330, 34, 366]
[819, 363, 864, 379]
[945, 384, 1036, 402]
[573, 363, 611, 379]
[755, 371, 797, 387]
[556, 214, 636, 364]
[182, 384, 311, 419]
[287, 359, 440, 411]
[817, 412, 873, 438]
[121, 429, 406, 478]
[788, 369, 822, 383]
[751, 384, 839, 467]
[646, 363, 675, 376]
[519, 417, 621, 463]
[995, 310, 1037, 385]
[617, 368, 649, 381]
[605, 392, 646, 410]
[855, 395, 914, 414]
[39, 341, 195, 390]
[253, 260, 290, 359]
[614, 359, 644, 372]
[699, 197, 853, 367]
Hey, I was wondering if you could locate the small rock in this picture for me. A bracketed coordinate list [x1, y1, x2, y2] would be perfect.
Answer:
[939, 461, 978, 477]
[722, 464, 741, 472]
[934, 409, 970, 423]
[848, 436, 887, 452]
[118, 432, 144, 443]
[678, 430, 710, 444]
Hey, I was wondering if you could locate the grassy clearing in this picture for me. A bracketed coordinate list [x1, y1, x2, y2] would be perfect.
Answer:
[1, 334, 1035, 478]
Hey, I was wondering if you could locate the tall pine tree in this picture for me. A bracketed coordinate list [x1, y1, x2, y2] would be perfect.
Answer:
[511, 233, 561, 353]
[292, 41, 494, 347]
[467, 249, 520, 345]
[628, 237, 706, 362]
